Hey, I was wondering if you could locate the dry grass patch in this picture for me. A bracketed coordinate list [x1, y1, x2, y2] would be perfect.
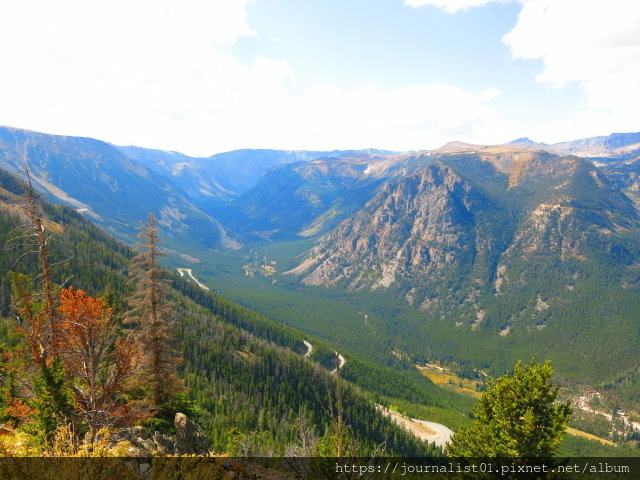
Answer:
[418, 365, 482, 398]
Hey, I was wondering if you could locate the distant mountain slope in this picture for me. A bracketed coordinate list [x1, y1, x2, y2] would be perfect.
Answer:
[0, 126, 238, 250]
[603, 155, 640, 201]
[289, 158, 508, 293]
[222, 153, 397, 239]
[114, 145, 229, 200]
[506, 132, 640, 158]
[117, 144, 397, 203]
[291, 148, 640, 296]
[116, 145, 240, 201]
[556, 132, 640, 153]
[287, 149, 640, 387]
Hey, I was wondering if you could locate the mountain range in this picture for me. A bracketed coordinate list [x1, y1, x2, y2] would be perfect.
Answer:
[284, 148, 640, 389]
[1, 124, 640, 408]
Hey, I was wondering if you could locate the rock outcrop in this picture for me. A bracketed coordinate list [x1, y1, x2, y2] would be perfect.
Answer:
[110, 413, 211, 456]
[174, 412, 211, 455]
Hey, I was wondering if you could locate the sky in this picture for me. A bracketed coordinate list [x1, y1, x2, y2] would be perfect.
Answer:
[0, 0, 639, 156]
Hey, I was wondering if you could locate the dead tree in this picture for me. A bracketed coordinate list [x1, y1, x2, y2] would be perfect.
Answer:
[125, 213, 183, 408]
[9, 165, 64, 365]
[57, 287, 140, 445]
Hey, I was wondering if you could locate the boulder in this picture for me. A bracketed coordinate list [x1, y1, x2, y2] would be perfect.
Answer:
[174, 412, 210, 455]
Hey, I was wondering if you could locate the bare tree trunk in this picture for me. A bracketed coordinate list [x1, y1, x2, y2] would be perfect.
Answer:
[14, 164, 59, 365]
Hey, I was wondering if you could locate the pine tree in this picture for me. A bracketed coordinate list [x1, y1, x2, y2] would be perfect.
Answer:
[125, 214, 183, 410]
[31, 357, 75, 445]
[9, 166, 75, 444]
[448, 360, 572, 457]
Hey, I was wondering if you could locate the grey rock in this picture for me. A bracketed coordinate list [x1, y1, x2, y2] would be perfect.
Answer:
[108, 412, 210, 456]
[174, 412, 211, 455]
[152, 431, 175, 455]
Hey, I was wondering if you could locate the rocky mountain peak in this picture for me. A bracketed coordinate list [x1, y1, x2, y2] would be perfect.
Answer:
[288, 161, 487, 296]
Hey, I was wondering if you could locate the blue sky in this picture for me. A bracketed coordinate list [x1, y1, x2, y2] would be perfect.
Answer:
[233, 0, 581, 120]
[0, 0, 638, 155]
[234, 0, 524, 90]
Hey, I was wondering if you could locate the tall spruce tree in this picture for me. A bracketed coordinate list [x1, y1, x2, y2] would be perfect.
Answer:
[31, 357, 75, 445]
[125, 214, 183, 410]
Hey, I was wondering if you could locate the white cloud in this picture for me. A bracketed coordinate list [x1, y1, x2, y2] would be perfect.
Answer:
[0, 0, 509, 154]
[405, 0, 640, 140]
[1, 0, 636, 154]
[503, 0, 640, 138]
[404, 0, 508, 13]
[273, 83, 508, 151]
[480, 87, 501, 102]
[0, 0, 258, 153]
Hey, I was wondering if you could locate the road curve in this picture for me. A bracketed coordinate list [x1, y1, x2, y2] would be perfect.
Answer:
[411, 419, 454, 448]
[176, 267, 210, 291]
[331, 351, 346, 374]
[297, 342, 345, 374]
[378, 405, 453, 449]
[302, 340, 313, 357]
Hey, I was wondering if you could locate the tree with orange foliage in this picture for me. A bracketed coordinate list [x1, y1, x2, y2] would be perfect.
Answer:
[57, 287, 140, 445]
[0, 366, 36, 428]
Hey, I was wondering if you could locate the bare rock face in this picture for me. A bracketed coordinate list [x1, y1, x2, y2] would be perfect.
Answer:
[294, 162, 474, 286]
[289, 161, 505, 311]
[109, 413, 210, 456]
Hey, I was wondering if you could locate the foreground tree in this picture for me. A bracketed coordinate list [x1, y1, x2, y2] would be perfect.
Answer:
[57, 287, 140, 445]
[9, 166, 74, 443]
[30, 357, 75, 444]
[125, 214, 183, 409]
[448, 360, 572, 457]
[10, 166, 61, 365]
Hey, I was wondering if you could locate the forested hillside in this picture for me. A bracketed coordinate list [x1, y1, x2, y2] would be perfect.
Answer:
[0, 166, 441, 456]
[284, 149, 640, 404]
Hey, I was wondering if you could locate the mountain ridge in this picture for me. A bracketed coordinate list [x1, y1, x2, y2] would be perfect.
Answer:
[0, 126, 240, 251]
[117, 144, 399, 203]
[279, 148, 640, 392]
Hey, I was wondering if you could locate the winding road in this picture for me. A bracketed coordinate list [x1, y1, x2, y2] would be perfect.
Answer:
[411, 419, 454, 448]
[299, 340, 345, 373]
[302, 340, 313, 358]
[378, 405, 454, 449]
[298, 342, 453, 448]
[177, 267, 210, 291]
[331, 351, 346, 374]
